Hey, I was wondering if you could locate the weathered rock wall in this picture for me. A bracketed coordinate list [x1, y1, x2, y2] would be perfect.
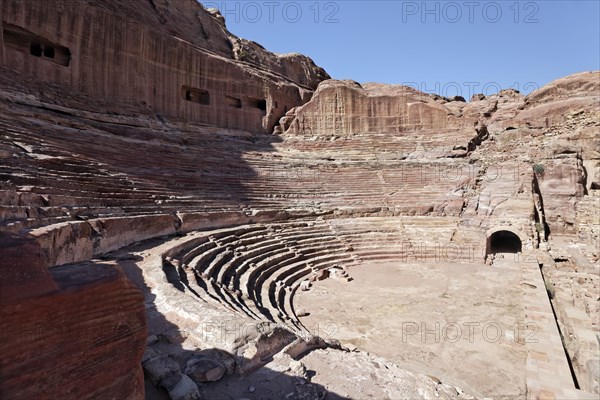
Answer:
[519, 72, 599, 235]
[0, 0, 328, 133]
[229, 36, 330, 90]
[0, 0, 4, 64]
[278, 80, 475, 135]
[0, 232, 147, 400]
[91, 0, 235, 57]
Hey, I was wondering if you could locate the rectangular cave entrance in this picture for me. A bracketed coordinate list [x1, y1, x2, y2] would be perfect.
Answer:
[3, 23, 71, 67]
[182, 86, 210, 105]
[245, 97, 267, 115]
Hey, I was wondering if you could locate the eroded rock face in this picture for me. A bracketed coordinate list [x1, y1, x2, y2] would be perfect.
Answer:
[278, 80, 476, 135]
[230, 37, 330, 90]
[184, 355, 227, 383]
[0, 232, 147, 400]
[520, 73, 600, 235]
[93, 0, 235, 57]
[525, 71, 600, 107]
[0, 0, 329, 133]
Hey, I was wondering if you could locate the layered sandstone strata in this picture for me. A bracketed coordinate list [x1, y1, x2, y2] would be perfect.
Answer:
[0, 232, 147, 400]
[277, 80, 475, 135]
[0, 0, 329, 133]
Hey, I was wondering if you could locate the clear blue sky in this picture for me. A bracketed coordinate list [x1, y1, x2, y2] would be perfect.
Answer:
[203, 1, 600, 96]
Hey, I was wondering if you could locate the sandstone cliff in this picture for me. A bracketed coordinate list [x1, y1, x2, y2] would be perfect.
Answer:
[277, 79, 475, 135]
[0, 232, 147, 400]
[0, 0, 329, 133]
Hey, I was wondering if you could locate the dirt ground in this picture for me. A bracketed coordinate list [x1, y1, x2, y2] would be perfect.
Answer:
[296, 259, 528, 398]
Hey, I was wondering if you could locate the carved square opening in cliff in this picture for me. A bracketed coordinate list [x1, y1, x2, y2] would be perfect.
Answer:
[182, 86, 210, 105]
[226, 96, 242, 108]
[30, 43, 56, 59]
[30, 42, 43, 57]
[3, 23, 70, 67]
[43, 46, 55, 58]
[245, 97, 267, 114]
[257, 99, 267, 111]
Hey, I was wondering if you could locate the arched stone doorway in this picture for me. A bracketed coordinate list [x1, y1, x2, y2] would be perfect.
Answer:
[486, 230, 522, 255]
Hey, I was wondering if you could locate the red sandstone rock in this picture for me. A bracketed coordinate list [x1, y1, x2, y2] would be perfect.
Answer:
[0, 0, 329, 133]
[0, 232, 147, 400]
[0, 232, 57, 303]
[280, 80, 475, 135]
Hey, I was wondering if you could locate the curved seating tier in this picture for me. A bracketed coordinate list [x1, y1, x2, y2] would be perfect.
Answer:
[162, 221, 360, 331]
[327, 216, 484, 263]
[159, 216, 487, 333]
[2, 90, 489, 332]
[1, 105, 476, 234]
